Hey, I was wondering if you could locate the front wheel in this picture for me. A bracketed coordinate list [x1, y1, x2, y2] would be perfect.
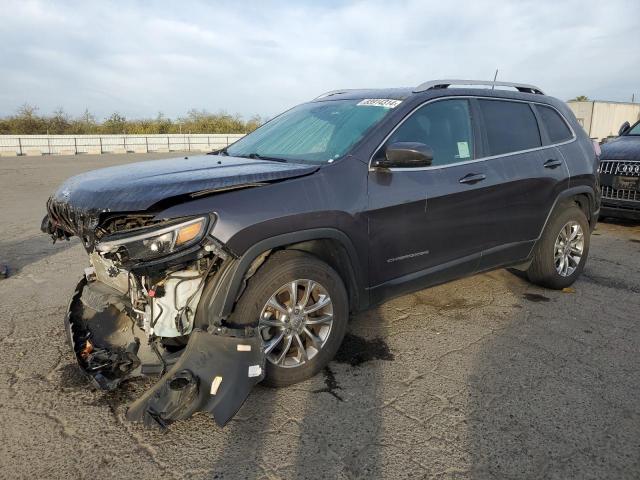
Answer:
[229, 250, 348, 387]
[526, 204, 590, 289]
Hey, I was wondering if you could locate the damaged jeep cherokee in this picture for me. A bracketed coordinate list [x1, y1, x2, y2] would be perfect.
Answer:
[42, 79, 599, 428]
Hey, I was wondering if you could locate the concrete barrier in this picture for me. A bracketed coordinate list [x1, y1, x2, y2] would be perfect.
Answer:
[129, 146, 149, 153]
[0, 134, 246, 156]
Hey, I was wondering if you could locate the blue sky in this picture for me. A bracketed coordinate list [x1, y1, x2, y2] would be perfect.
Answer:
[0, 0, 638, 120]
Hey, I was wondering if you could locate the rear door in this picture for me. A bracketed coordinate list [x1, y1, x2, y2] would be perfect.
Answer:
[475, 99, 572, 270]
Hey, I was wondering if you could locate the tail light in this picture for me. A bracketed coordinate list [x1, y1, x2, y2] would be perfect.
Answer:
[592, 140, 601, 157]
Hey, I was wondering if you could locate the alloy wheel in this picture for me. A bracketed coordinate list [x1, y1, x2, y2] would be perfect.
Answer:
[259, 279, 334, 368]
[554, 220, 584, 277]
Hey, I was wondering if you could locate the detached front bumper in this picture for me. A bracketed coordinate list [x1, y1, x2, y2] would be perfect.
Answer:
[66, 277, 265, 428]
[126, 328, 264, 428]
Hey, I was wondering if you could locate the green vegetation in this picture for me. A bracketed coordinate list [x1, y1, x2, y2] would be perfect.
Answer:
[569, 95, 590, 102]
[0, 104, 262, 135]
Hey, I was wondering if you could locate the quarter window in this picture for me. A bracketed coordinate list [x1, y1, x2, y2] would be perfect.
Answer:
[478, 100, 541, 156]
[384, 99, 474, 166]
[537, 105, 573, 143]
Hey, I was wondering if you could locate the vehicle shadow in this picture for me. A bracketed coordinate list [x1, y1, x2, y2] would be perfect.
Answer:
[467, 270, 640, 478]
[598, 216, 640, 227]
[0, 234, 77, 275]
[290, 306, 393, 478]
[207, 306, 392, 479]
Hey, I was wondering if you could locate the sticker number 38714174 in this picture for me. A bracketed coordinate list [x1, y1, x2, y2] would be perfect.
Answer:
[357, 98, 402, 108]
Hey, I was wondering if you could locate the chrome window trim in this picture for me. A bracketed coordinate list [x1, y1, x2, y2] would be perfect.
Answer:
[368, 95, 577, 172]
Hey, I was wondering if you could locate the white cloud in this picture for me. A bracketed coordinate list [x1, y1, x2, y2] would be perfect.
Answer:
[0, 0, 638, 119]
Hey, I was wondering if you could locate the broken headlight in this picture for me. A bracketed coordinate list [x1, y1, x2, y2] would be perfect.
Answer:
[96, 217, 208, 262]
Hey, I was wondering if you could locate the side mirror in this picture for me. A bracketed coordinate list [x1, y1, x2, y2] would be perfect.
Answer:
[373, 142, 433, 169]
[618, 121, 631, 136]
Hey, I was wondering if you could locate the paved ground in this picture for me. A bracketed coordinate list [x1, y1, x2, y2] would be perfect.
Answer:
[1, 153, 639, 479]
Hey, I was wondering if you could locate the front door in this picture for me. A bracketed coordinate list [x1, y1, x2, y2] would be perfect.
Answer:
[366, 98, 498, 302]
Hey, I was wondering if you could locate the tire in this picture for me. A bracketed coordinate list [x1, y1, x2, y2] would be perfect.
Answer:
[526, 203, 590, 289]
[228, 250, 348, 387]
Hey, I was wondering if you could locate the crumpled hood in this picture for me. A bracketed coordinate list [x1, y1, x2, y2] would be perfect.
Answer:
[601, 136, 640, 161]
[50, 155, 318, 213]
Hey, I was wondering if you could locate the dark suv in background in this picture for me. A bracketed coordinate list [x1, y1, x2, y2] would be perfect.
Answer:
[599, 120, 640, 220]
[42, 79, 599, 428]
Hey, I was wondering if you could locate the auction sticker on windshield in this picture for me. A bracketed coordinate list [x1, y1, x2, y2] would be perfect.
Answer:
[357, 99, 402, 108]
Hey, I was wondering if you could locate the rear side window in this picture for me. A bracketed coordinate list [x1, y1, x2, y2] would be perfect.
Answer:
[537, 105, 573, 143]
[478, 100, 541, 156]
[385, 99, 474, 166]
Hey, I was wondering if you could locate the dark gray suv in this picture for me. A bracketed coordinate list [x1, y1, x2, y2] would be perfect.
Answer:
[42, 79, 600, 428]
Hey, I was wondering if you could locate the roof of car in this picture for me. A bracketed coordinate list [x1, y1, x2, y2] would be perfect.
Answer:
[312, 80, 551, 104]
[313, 88, 414, 101]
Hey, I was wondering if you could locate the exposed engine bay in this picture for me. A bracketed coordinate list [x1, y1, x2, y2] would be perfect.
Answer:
[70, 252, 218, 389]
[45, 206, 266, 429]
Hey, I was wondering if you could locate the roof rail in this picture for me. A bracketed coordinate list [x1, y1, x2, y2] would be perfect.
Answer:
[414, 79, 545, 95]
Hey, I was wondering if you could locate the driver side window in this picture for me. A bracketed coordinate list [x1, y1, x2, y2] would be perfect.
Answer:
[386, 99, 474, 166]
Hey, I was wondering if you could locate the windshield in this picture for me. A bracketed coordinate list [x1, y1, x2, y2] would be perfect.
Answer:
[226, 99, 398, 163]
[626, 122, 640, 135]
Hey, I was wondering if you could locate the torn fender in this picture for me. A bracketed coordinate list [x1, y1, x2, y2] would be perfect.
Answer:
[126, 328, 265, 428]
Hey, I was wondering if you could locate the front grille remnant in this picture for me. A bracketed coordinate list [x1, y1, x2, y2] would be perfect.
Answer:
[46, 197, 100, 248]
[45, 200, 164, 249]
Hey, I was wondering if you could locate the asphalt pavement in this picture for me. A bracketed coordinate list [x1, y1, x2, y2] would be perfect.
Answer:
[1, 153, 639, 479]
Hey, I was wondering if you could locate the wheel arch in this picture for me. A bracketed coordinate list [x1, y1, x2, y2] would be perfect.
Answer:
[539, 186, 597, 239]
[202, 228, 367, 326]
[518, 185, 596, 268]
[572, 193, 593, 225]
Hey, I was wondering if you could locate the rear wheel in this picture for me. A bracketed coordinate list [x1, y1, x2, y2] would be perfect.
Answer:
[229, 250, 348, 387]
[526, 204, 590, 289]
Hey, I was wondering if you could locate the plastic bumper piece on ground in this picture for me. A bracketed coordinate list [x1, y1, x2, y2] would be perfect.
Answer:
[125, 328, 265, 428]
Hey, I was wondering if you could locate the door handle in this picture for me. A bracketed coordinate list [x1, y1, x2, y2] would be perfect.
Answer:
[544, 159, 563, 169]
[459, 173, 486, 184]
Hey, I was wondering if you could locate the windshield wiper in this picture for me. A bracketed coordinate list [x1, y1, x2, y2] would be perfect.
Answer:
[244, 153, 288, 163]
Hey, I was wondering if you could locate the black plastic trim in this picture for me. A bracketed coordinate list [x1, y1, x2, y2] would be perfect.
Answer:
[529, 185, 598, 256]
[212, 228, 365, 319]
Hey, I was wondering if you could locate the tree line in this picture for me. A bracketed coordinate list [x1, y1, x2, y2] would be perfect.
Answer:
[0, 104, 262, 135]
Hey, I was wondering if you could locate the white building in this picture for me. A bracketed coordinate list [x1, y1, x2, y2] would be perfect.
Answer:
[567, 100, 640, 141]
